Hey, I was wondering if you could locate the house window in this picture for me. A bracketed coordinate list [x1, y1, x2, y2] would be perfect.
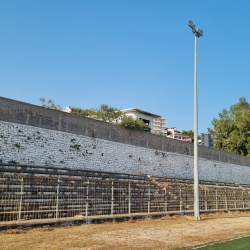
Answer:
[139, 118, 150, 125]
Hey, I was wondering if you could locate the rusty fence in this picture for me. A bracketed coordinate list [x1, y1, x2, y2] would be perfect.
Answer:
[1, 172, 250, 226]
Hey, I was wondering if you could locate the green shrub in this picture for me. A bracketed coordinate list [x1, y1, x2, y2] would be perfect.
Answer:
[119, 115, 151, 132]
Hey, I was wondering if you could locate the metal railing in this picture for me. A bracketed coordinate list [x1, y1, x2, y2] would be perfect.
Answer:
[1, 171, 250, 226]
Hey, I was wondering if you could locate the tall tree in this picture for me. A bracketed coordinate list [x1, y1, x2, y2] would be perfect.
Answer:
[181, 130, 201, 139]
[182, 130, 194, 139]
[208, 97, 250, 156]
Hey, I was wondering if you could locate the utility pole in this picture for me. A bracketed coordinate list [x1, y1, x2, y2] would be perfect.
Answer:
[188, 20, 203, 219]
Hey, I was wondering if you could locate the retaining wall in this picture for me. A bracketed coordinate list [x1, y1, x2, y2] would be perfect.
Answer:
[0, 96, 250, 184]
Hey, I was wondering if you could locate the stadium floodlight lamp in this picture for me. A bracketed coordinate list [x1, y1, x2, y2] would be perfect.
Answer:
[188, 20, 203, 38]
[188, 20, 196, 29]
[188, 20, 193, 28]
[197, 28, 203, 37]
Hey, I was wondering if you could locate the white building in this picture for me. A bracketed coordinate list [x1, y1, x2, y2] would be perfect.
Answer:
[153, 117, 167, 134]
[121, 108, 167, 132]
[164, 127, 191, 142]
[201, 133, 213, 147]
[64, 106, 72, 113]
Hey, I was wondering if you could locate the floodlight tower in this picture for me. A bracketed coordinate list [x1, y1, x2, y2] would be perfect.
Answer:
[188, 20, 203, 220]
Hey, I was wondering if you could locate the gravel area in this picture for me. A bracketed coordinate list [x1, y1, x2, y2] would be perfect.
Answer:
[1, 211, 250, 250]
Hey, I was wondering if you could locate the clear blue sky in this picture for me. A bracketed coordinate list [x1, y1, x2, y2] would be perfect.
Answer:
[1, 0, 250, 133]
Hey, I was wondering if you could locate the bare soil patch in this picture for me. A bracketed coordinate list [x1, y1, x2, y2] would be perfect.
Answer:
[1, 211, 250, 250]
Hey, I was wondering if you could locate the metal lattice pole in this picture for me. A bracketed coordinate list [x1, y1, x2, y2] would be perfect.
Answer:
[180, 187, 182, 213]
[148, 184, 150, 215]
[165, 187, 167, 214]
[225, 189, 228, 210]
[242, 190, 245, 209]
[128, 182, 131, 217]
[205, 186, 208, 211]
[111, 181, 114, 217]
[216, 189, 218, 211]
[56, 178, 60, 220]
[18, 177, 23, 225]
[86, 180, 89, 219]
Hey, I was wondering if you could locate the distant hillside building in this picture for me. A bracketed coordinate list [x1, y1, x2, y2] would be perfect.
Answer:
[64, 106, 72, 113]
[121, 108, 167, 133]
[153, 117, 167, 134]
[164, 127, 192, 142]
[201, 133, 213, 147]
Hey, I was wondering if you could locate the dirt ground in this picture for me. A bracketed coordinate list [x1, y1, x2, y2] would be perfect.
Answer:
[1, 211, 250, 250]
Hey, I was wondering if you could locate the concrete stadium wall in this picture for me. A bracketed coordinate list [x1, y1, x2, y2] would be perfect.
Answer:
[0, 96, 250, 184]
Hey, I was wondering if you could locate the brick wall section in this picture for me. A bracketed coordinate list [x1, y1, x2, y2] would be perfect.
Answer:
[0, 96, 250, 167]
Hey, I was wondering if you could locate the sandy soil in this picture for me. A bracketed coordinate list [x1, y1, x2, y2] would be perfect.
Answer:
[1, 211, 250, 250]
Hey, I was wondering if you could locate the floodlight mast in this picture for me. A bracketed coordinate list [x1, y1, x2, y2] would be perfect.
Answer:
[188, 20, 203, 220]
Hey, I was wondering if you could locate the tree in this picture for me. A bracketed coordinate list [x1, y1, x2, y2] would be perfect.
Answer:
[208, 97, 250, 156]
[182, 130, 201, 139]
[39, 98, 62, 111]
[119, 115, 151, 132]
[71, 104, 122, 123]
[94, 104, 122, 123]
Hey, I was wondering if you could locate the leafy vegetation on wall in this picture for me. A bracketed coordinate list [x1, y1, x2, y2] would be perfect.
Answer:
[71, 104, 122, 123]
[39, 98, 62, 111]
[71, 104, 151, 132]
[119, 115, 151, 132]
[39, 99, 151, 133]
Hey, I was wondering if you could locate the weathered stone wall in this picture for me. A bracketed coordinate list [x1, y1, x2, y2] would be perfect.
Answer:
[1, 120, 249, 184]
[0, 96, 250, 184]
[1, 96, 250, 167]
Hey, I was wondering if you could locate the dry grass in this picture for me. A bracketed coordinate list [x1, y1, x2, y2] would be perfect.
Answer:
[1, 211, 250, 250]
